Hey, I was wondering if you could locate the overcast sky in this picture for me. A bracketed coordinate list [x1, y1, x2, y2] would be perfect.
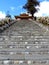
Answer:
[0, 0, 49, 19]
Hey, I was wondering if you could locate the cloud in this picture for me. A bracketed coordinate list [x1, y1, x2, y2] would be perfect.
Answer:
[10, 7, 15, 11]
[0, 11, 6, 19]
[34, 1, 49, 17]
[16, 5, 23, 10]
[10, 5, 22, 11]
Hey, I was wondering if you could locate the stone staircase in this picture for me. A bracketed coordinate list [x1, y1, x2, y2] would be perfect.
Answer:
[0, 19, 49, 65]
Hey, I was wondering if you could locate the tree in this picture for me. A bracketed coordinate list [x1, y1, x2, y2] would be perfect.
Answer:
[6, 11, 11, 18]
[23, 0, 39, 17]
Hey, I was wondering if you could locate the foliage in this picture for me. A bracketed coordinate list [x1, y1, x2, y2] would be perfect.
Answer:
[23, 0, 39, 17]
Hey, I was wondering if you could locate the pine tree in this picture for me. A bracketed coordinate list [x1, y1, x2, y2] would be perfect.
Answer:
[23, 0, 39, 17]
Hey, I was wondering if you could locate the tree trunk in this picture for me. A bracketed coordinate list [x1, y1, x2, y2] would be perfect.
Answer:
[32, 14, 33, 17]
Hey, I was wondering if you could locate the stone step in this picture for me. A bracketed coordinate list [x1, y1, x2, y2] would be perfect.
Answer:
[0, 20, 49, 64]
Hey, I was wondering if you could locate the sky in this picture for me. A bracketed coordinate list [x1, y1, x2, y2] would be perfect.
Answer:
[0, 0, 49, 19]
